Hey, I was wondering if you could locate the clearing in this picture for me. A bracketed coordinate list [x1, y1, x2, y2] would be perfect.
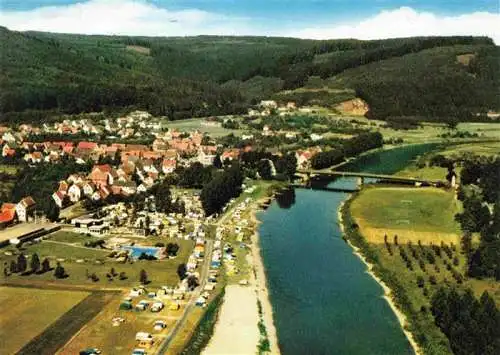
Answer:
[350, 187, 461, 245]
[0, 286, 90, 354]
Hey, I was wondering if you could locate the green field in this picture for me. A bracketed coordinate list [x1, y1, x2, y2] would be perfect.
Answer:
[0, 286, 90, 354]
[351, 187, 461, 244]
[0, 164, 18, 174]
[164, 118, 244, 137]
[439, 140, 500, 157]
[1, 237, 194, 287]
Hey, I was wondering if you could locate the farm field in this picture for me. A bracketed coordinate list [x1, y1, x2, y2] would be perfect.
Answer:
[0, 286, 89, 354]
[350, 187, 461, 245]
[0, 236, 194, 288]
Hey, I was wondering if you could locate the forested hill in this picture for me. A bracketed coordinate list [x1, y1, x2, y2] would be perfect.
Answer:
[0, 26, 498, 124]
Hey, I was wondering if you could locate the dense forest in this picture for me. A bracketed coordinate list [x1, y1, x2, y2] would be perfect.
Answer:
[1, 26, 498, 124]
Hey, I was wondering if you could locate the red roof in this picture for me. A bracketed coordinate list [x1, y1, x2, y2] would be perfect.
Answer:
[93, 164, 112, 173]
[1, 203, 16, 212]
[77, 141, 98, 150]
[0, 209, 16, 224]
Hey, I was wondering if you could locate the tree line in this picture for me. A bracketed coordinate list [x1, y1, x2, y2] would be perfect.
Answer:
[311, 132, 383, 169]
[431, 287, 500, 355]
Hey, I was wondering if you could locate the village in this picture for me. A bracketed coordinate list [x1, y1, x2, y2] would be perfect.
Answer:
[0, 102, 325, 355]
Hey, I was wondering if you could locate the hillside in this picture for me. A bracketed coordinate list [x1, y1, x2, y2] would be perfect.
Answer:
[0, 26, 498, 124]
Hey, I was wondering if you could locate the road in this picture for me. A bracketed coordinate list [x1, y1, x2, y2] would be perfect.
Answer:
[157, 239, 214, 354]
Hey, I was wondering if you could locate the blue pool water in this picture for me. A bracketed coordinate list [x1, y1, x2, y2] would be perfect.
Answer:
[121, 246, 161, 259]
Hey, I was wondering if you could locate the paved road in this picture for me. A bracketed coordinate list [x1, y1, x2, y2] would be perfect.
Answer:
[157, 239, 214, 354]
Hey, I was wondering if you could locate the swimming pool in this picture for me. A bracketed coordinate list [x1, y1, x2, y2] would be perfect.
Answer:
[121, 246, 162, 259]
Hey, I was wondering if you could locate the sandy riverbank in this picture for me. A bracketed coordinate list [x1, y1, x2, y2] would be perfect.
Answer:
[203, 199, 280, 355]
[250, 214, 280, 354]
[203, 285, 260, 355]
[337, 200, 422, 355]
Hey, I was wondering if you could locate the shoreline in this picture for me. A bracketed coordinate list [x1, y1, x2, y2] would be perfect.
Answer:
[203, 195, 280, 355]
[337, 199, 422, 355]
[250, 199, 281, 354]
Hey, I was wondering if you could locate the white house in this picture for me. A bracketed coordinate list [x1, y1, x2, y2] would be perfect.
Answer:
[68, 184, 82, 203]
[16, 196, 36, 222]
[52, 191, 65, 208]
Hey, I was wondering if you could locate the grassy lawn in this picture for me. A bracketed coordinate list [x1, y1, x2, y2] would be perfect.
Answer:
[0, 286, 90, 354]
[351, 187, 461, 244]
[46, 230, 96, 244]
[0, 164, 19, 174]
[1, 237, 194, 288]
[439, 141, 500, 157]
[164, 118, 244, 137]
[395, 165, 449, 181]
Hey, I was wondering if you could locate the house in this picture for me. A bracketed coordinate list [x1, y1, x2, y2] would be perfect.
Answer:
[82, 182, 95, 196]
[259, 100, 278, 109]
[52, 191, 66, 208]
[89, 164, 115, 187]
[162, 158, 177, 174]
[58, 181, 69, 194]
[68, 184, 82, 202]
[262, 125, 273, 136]
[197, 146, 216, 166]
[221, 149, 240, 161]
[16, 196, 36, 222]
[77, 141, 98, 152]
[310, 133, 323, 142]
[0, 203, 17, 228]
[2, 143, 17, 157]
[24, 151, 43, 163]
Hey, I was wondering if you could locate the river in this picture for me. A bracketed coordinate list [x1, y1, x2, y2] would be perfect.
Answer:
[257, 144, 440, 355]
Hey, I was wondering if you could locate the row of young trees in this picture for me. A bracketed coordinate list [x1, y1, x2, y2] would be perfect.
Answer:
[3, 252, 66, 279]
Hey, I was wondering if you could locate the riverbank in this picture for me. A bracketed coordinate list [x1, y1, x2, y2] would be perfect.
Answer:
[203, 194, 280, 355]
[250, 206, 280, 354]
[337, 198, 422, 355]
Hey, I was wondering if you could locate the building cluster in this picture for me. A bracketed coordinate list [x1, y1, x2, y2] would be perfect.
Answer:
[0, 197, 37, 228]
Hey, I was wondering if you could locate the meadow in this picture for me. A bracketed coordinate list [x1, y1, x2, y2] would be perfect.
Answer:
[350, 187, 461, 245]
[164, 118, 244, 137]
[0, 234, 194, 288]
[0, 286, 90, 354]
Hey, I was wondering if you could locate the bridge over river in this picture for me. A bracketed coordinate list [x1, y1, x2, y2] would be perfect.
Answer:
[298, 169, 442, 186]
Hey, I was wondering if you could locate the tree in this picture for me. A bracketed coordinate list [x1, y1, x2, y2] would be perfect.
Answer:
[54, 262, 66, 279]
[9, 260, 17, 273]
[257, 159, 273, 180]
[3, 268, 8, 277]
[166, 243, 180, 257]
[46, 198, 60, 222]
[139, 269, 149, 285]
[177, 263, 187, 280]
[17, 254, 27, 273]
[41, 258, 50, 273]
[187, 275, 199, 290]
[30, 253, 40, 273]
[213, 153, 223, 169]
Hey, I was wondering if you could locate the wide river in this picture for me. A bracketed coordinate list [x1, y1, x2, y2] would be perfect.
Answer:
[258, 143, 439, 355]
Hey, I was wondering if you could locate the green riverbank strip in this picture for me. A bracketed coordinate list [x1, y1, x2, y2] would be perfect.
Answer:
[340, 194, 452, 355]
[181, 288, 225, 355]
